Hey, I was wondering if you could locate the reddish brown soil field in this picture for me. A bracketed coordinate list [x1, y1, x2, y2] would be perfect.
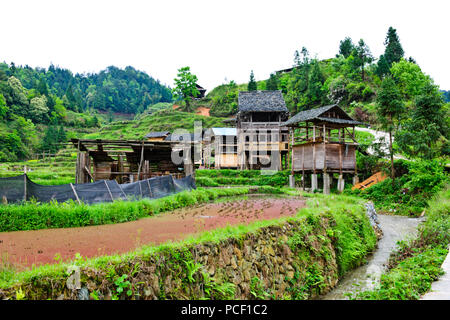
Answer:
[0, 196, 305, 270]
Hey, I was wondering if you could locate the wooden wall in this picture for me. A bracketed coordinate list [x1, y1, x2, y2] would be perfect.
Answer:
[292, 143, 356, 172]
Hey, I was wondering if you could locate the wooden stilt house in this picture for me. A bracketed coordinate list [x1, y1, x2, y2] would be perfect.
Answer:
[237, 91, 290, 170]
[282, 104, 363, 193]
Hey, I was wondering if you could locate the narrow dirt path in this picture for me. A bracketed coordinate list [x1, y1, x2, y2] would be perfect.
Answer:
[0, 196, 305, 270]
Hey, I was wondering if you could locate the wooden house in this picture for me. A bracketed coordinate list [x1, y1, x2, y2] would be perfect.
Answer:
[282, 104, 363, 193]
[195, 84, 207, 99]
[237, 91, 290, 170]
[71, 138, 195, 184]
[203, 128, 238, 169]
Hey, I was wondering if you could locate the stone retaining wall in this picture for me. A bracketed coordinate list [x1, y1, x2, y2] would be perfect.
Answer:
[0, 205, 377, 300]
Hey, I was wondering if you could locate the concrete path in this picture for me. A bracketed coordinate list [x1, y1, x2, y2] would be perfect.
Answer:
[421, 247, 450, 300]
[355, 127, 406, 160]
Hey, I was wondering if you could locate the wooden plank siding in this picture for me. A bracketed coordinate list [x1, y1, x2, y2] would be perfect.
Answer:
[292, 143, 356, 172]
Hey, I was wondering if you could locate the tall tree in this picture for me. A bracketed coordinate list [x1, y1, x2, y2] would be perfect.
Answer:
[266, 73, 278, 90]
[37, 77, 49, 96]
[307, 60, 325, 105]
[248, 70, 257, 91]
[339, 37, 354, 58]
[395, 82, 448, 159]
[383, 27, 404, 68]
[376, 55, 390, 78]
[353, 39, 373, 80]
[286, 47, 311, 112]
[172, 66, 200, 112]
[375, 77, 405, 182]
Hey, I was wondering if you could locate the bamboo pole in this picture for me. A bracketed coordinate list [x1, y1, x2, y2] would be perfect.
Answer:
[70, 183, 81, 205]
[104, 180, 114, 201]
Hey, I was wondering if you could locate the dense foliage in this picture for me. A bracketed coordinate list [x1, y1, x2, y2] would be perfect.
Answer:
[196, 169, 293, 187]
[347, 159, 448, 216]
[0, 63, 172, 114]
[0, 63, 174, 161]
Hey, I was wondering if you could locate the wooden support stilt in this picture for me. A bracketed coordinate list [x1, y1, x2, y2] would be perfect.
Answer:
[23, 166, 27, 202]
[137, 141, 145, 181]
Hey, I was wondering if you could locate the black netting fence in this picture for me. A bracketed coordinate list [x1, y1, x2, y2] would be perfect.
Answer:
[0, 174, 196, 205]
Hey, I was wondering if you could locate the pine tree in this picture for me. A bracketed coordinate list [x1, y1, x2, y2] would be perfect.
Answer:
[266, 73, 278, 90]
[307, 60, 325, 105]
[339, 37, 354, 58]
[384, 27, 404, 67]
[396, 82, 447, 159]
[37, 77, 49, 96]
[248, 70, 257, 91]
[376, 55, 390, 78]
[41, 125, 58, 153]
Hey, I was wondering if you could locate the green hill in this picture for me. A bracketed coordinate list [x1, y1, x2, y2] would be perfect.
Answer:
[82, 109, 228, 140]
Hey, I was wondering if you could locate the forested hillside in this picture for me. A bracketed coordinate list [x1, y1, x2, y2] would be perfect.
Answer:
[0, 63, 174, 161]
[206, 28, 448, 130]
[0, 63, 172, 114]
[203, 27, 449, 160]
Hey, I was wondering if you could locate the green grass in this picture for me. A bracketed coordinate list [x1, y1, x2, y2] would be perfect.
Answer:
[0, 160, 76, 185]
[346, 159, 448, 216]
[196, 169, 293, 187]
[0, 187, 254, 232]
[82, 109, 228, 140]
[0, 191, 376, 297]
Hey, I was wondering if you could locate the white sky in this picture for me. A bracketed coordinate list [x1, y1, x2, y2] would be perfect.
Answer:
[2, 0, 450, 91]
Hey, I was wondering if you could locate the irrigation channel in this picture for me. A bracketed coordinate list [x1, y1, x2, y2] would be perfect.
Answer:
[0, 194, 305, 270]
[321, 214, 425, 300]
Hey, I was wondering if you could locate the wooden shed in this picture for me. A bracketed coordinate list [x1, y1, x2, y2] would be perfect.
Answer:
[71, 139, 195, 184]
[282, 104, 363, 193]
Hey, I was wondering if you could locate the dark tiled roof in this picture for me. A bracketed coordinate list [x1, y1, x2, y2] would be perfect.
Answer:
[144, 131, 170, 138]
[238, 91, 288, 113]
[282, 104, 363, 126]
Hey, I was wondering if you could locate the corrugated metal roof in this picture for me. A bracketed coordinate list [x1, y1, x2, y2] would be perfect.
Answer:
[238, 91, 288, 113]
[211, 128, 237, 136]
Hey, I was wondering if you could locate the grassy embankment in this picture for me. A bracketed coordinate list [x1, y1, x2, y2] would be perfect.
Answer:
[83, 109, 228, 140]
[354, 186, 450, 300]
[0, 191, 377, 300]
[0, 153, 76, 185]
